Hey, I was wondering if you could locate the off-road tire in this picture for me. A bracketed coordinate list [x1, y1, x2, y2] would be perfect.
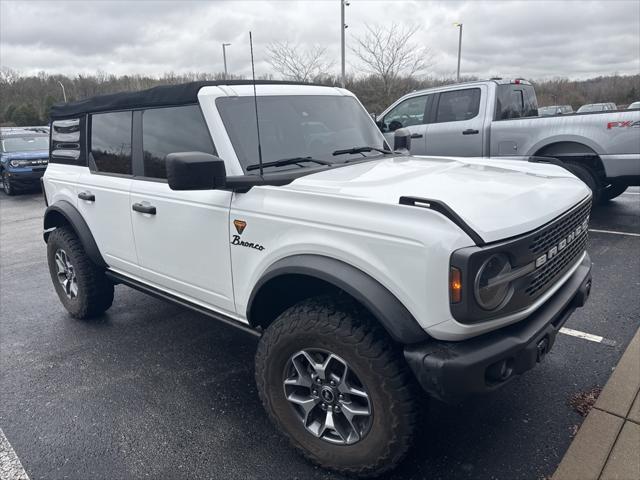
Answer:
[46, 227, 114, 319]
[2, 172, 15, 196]
[564, 163, 602, 204]
[255, 295, 420, 478]
[602, 182, 628, 202]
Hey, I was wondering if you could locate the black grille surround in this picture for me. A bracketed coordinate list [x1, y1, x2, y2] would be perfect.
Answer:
[450, 196, 591, 325]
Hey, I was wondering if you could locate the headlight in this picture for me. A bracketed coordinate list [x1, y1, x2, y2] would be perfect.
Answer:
[474, 253, 512, 310]
[10, 160, 21, 167]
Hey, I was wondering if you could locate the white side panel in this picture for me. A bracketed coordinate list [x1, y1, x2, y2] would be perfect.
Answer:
[129, 180, 235, 313]
[229, 185, 474, 331]
[76, 170, 136, 270]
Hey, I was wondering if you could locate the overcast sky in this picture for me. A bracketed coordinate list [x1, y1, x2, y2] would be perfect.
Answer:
[1, 0, 639, 80]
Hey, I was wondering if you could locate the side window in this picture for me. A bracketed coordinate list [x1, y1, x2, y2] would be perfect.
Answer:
[382, 95, 429, 132]
[142, 105, 216, 179]
[51, 118, 85, 165]
[90, 111, 132, 175]
[435, 88, 481, 123]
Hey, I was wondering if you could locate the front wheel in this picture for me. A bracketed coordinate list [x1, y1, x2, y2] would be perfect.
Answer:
[255, 296, 420, 477]
[2, 172, 15, 195]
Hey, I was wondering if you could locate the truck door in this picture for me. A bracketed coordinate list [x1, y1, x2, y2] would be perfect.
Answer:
[379, 94, 431, 154]
[425, 86, 487, 157]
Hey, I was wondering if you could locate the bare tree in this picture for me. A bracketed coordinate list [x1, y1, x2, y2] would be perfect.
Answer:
[266, 41, 333, 82]
[351, 23, 434, 102]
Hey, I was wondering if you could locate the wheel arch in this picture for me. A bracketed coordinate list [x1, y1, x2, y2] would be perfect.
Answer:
[43, 201, 107, 268]
[532, 140, 607, 180]
[247, 254, 429, 345]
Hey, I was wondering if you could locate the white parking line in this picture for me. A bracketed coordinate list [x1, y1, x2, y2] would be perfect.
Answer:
[621, 191, 640, 195]
[560, 327, 617, 346]
[0, 428, 30, 480]
[589, 228, 640, 237]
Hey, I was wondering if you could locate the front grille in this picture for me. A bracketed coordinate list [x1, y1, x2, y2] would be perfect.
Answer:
[526, 231, 587, 295]
[525, 199, 591, 296]
[529, 199, 591, 255]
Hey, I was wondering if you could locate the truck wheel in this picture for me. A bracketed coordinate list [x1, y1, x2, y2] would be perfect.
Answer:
[564, 163, 602, 204]
[2, 172, 15, 196]
[46, 227, 114, 319]
[602, 182, 628, 202]
[255, 296, 419, 477]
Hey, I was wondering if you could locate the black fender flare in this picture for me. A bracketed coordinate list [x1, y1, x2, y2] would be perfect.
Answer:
[247, 254, 429, 344]
[43, 200, 107, 268]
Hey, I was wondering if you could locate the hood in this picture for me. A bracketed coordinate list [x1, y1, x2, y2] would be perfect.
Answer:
[2, 150, 49, 161]
[285, 155, 590, 243]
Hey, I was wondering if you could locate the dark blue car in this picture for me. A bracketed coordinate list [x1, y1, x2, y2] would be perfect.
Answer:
[0, 127, 50, 195]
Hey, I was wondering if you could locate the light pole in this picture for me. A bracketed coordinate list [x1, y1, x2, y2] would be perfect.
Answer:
[222, 43, 231, 79]
[454, 22, 463, 82]
[57, 80, 67, 102]
[340, 0, 349, 88]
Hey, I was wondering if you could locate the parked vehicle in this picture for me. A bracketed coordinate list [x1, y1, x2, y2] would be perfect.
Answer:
[0, 126, 49, 195]
[378, 79, 640, 203]
[628, 101, 640, 109]
[539, 105, 574, 116]
[43, 81, 592, 477]
[577, 102, 617, 113]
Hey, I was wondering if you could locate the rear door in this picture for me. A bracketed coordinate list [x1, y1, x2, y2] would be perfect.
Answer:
[77, 111, 137, 271]
[425, 86, 486, 157]
[129, 105, 235, 313]
[379, 94, 431, 154]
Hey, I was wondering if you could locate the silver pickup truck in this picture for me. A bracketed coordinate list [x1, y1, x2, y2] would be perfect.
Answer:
[378, 79, 640, 203]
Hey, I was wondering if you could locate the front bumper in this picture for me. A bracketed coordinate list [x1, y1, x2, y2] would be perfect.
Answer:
[404, 252, 592, 403]
[4, 169, 46, 186]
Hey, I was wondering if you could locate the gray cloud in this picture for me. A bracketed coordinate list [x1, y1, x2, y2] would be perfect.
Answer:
[1, 0, 638, 80]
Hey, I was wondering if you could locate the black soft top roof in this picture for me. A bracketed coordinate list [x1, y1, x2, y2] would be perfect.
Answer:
[50, 80, 318, 119]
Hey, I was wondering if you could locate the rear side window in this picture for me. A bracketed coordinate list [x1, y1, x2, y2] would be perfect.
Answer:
[142, 105, 215, 179]
[90, 112, 132, 175]
[495, 85, 538, 120]
[435, 88, 480, 123]
[51, 118, 85, 165]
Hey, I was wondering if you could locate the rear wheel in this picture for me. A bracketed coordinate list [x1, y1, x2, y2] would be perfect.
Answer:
[564, 163, 602, 204]
[255, 296, 420, 477]
[2, 172, 15, 196]
[46, 227, 114, 319]
[602, 182, 628, 202]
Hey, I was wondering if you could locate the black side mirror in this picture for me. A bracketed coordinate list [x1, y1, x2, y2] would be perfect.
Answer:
[393, 128, 411, 153]
[166, 152, 226, 190]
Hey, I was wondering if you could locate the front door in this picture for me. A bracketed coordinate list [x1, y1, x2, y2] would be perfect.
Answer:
[128, 105, 235, 313]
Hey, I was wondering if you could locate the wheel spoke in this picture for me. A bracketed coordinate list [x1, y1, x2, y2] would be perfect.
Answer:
[286, 393, 319, 425]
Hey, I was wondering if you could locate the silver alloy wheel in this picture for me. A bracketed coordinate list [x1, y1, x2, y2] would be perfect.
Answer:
[54, 248, 78, 299]
[283, 349, 373, 445]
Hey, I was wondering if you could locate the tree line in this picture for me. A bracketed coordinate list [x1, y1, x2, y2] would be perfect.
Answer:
[1, 22, 638, 126]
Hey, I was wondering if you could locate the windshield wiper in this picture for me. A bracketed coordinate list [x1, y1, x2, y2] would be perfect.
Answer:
[246, 156, 332, 172]
[332, 146, 395, 156]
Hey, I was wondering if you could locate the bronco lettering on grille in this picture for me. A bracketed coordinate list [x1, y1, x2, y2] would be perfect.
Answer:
[534, 218, 589, 268]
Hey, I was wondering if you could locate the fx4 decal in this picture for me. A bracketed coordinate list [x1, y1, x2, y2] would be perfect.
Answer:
[607, 120, 640, 129]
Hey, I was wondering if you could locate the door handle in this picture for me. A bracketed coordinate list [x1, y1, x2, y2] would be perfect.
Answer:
[78, 191, 95, 202]
[462, 129, 479, 135]
[410, 133, 423, 138]
[132, 202, 156, 215]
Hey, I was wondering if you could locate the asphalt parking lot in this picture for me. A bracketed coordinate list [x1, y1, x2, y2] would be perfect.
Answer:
[1, 187, 639, 480]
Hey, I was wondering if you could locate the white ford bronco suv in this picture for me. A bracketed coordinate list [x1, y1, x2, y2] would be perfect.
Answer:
[43, 81, 593, 477]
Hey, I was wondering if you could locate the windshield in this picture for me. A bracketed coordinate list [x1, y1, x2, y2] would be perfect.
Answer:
[1, 135, 49, 153]
[216, 95, 387, 173]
